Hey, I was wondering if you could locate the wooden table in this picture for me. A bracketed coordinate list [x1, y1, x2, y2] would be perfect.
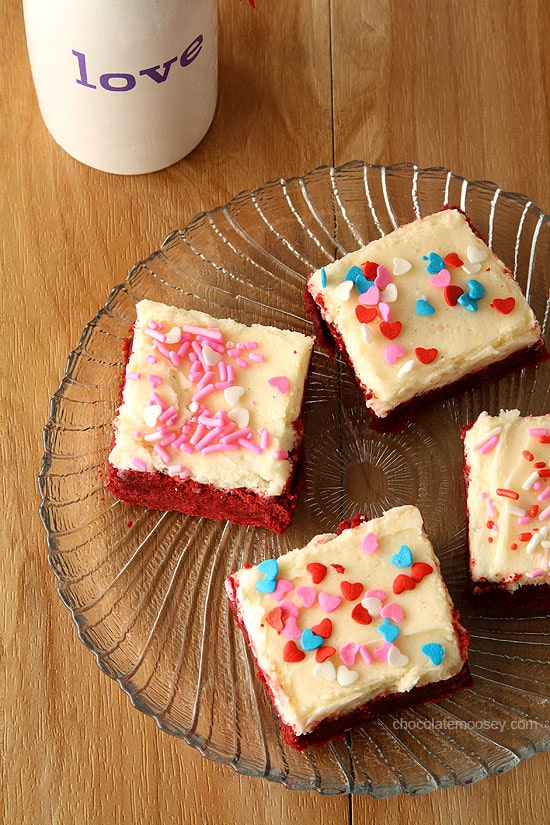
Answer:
[4, 1, 549, 822]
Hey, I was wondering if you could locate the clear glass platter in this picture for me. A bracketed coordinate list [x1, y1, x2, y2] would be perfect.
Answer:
[39, 162, 549, 796]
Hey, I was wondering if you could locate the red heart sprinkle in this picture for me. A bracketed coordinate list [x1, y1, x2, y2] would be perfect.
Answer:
[415, 346, 438, 364]
[341, 581, 364, 601]
[311, 618, 332, 639]
[411, 562, 433, 582]
[444, 252, 464, 268]
[444, 284, 464, 306]
[379, 321, 402, 340]
[331, 563, 345, 573]
[356, 305, 378, 324]
[265, 607, 284, 632]
[351, 603, 373, 625]
[393, 574, 416, 594]
[362, 261, 379, 280]
[491, 297, 515, 315]
[315, 645, 336, 663]
[283, 640, 305, 663]
[306, 562, 327, 584]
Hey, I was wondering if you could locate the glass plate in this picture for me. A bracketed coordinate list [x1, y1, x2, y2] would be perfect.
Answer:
[39, 161, 549, 797]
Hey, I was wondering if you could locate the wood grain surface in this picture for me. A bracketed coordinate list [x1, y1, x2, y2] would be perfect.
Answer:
[3, 1, 548, 823]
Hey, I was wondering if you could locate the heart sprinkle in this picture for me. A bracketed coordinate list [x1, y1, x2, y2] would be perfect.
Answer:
[411, 562, 433, 582]
[444, 252, 463, 268]
[415, 347, 438, 364]
[315, 646, 336, 663]
[306, 562, 327, 584]
[384, 344, 406, 365]
[257, 558, 278, 579]
[355, 305, 378, 325]
[311, 618, 332, 639]
[340, 581, 364, 601]
[415, 298, 435, 316]
[457, 293, 478, 312]
[393, 574, 416, 594]
[491, 296, 515, 314]
[361, 596, 383, 617]
[313, 660, 336, 680]
[380, 602, 404, 623]
[295, 586, 317, 608]
[351, 603, 373, 625]
[318, 592, 342, 613]
[224, 385, 246, 406]
[340, 642, 359, 666]
[283, 640, 305, 663]
[361, 533, 379, 554]
[378, 618, 399, 643]
[393, 257, 412, 276]
[375, 265, 392, 289]
[337, 665, 359, 686]
[268, 375, 290, 394]
[281, 616, 301, 639]
[424, 252, 445, 274]
[390, 544, 413, 567]
[301, 629, 323, 651]
[334, 280, 354, 301]
[379, 320, 402, 340]
[467, 279, 486, 300]
[429, 268, 451, 288]
[467, 244, 487, 263]
[421, 642, 446, 666]
[387, 645, 409, 668]
[444, 284, 464, 306]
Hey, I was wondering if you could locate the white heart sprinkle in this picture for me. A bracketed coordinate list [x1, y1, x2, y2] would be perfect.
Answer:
[334, 280, 354, 301]
[337, 665, 359, 686]
[387, 646, 409, 668]
[393, 257, 412, 275]
[164, 326, 182, 344]
[313, 661, 336, 681]
[202, 345, 221, 366]
[188, 401, 199, 413]
[143, 404, 163, 428]
[361, 323, 374, 344]
[380, 283, 398, 303]
[361, 597, 382, 617]
[397, 358, 415, 378]
[467, 244, 487, 264]
[224, 386, 246, 406]
[228, 407, 250, 428]
[462, 260, 481, 275]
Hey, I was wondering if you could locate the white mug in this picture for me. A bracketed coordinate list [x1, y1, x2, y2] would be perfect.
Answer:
[23, 0, 218, 175]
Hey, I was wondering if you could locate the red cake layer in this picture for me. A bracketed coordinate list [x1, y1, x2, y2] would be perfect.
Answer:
[106, 428, 305, 534]
[305, 285, 545, 432]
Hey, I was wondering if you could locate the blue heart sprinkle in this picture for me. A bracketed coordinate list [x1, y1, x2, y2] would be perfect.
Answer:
[421, 643, 445, 666]
[390, 544, 413, 567]
[457, 293, 478, 312]
[423, 252, 445, 274]
[257, 558, 279, 580]
[415, 298, 435, 316]
[355, 274, 375, 295]
[378, 619, 399, 643]
[301, 629, 323, 651]
[321, 267, 327, 288]
[255, 577, 277, 594]
[345, 265, 363, 283]
[467, 279, 486, 300]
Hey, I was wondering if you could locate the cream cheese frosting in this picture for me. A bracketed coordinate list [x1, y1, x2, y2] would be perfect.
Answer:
[108, 300, 314, 496]
[307, 209, 541, 418]
[464, 409, 550, 589]
[227, 505, 466, 736]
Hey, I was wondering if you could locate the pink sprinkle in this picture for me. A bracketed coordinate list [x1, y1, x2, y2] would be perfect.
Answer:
[238, 438, 262, 454]
[160, 433, 177, 447]
[143, 328, 166, 342]
[272, 450, 289, 460]
[365, 589, 387, 600]
[202, 443, 239, 455]
[479, 435, 500, 454]
[218, 361, 227, 382]
[222, 428, 252, 444]
[249, 352, 265, 363]
[260, 428, 270, 450]
[167, 464, 184, 476]
[191, 384, 215, 402]
[143, 432, 163, 442]
[526, 569, 545, 578]
[145, 355, 157, 364]
[236, 342, 247, 350]
[126, 371, 141, 380]
[190, 423, 207, 445]
[214, 381, 233, 390]
[228, 348, 240, 357]
[518, 516, 531, 525]
[177, 341, 191, 358]
[245, 341, 258, 350]
[172, 433, 189, 449]
[148, 375, 163, 388]
[198, 413, 221, 427]
[484, 496, 496, 517]
[178, 468, 191, 479]
[227, 364, 235, 383]
[153, 340, 171, 359]
[538, 487, 550, 502]
[131, 457, 147, 470]
[194, 427, 223, 451]
[180, 443, 194, 455]
[150, 392, 165, 409]
[133, 430, 142, 439]
[197, 370, 215, 389]
[154, 444, 171, 464]
[183, 324, 223, 340]
[169, 351, 181, 368]
[147, 320, 159, 329]
[268, 376, 290, 394]
[159, 405, 178, 423]
[529, 428, 548, 437]
[236, 358, 248, 369]
[538, 505, 550, 521]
